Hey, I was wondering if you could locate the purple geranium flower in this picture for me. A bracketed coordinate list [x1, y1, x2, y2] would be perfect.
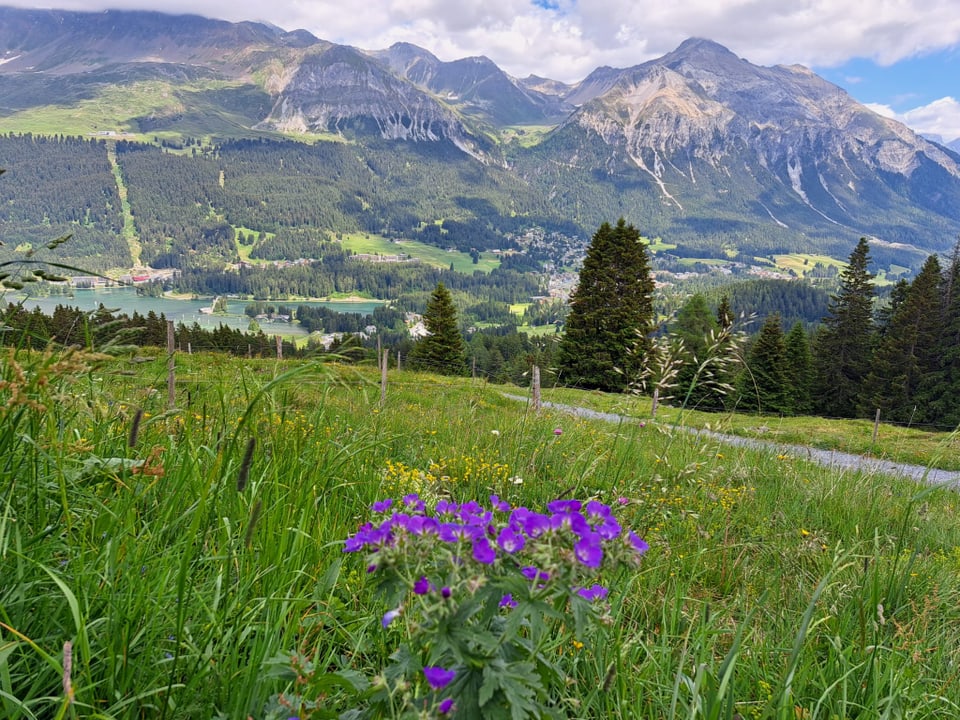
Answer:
[499, 593, 518, 609]
[413, 576, 432, 595]
[423, 666, 456, 691]
[576, 584, 609, 602]
[585, 500, 611, 519]
[371, 498, 393, 513]
[472, 537, 496, 564]
[574, 532, 603, 568]
[547, 499, 581, 514]
[441, 586, 452, 599]
[521, 565, 550, 582]
[438, 697, 455, 714]
[510, 508, 551, 538]
[489, 494, 511, 512]
[381, 607, 401, 628]
[496, 526, 526, 554]
[628, 531, 650, 556]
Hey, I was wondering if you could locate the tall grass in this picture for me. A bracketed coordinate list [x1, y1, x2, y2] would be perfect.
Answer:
[3, 348, 960, 718]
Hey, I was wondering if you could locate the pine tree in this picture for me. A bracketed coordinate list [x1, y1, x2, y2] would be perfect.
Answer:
[784, 322, 814, 414]
[739, 314, 791, 415]
[813, 238, 876, 417]
[859, 255, 943, 423]
[556, 219, 655, 392]
[409, 282, 467, 375]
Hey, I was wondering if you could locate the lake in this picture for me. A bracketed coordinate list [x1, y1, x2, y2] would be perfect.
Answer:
[7, 287, 385, 337]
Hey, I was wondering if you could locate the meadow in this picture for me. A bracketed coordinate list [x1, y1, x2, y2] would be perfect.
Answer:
[3, 347, 960, 719]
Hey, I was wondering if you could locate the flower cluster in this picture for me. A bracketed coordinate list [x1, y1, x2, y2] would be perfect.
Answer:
[345, 494, 648, 587]
[343, 493, 649, 718]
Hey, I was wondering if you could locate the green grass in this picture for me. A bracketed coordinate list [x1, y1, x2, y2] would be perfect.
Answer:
[4, 348, 960, 718]
[338, 232, 501, 273]
[537, 387, 960, 471]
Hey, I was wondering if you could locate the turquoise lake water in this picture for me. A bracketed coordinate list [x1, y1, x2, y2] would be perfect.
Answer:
[6, 287, 384, 336]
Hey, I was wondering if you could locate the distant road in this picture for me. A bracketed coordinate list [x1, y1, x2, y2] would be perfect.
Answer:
[504, 395, 960, 488]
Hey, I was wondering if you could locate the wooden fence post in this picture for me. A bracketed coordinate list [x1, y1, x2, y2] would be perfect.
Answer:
[166, 320, 176, 410]
[275, 335, 282, 360]
[651, 388, 660, 420]
[872, 408, 881, 445]
[380, 349, 389, 408]
[532, 365, 541, 412]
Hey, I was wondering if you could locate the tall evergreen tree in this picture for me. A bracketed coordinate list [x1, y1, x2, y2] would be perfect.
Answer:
[812, 238, 876, 417]
[928, 240, 960, 426]
[784, 322, 814, 415]
[859, 255, 942, 423]
[671, 293, 725, 409]
[716, 295, 734, 330]
[408, 282, 466, 375]
[556, 219, 655, 392]
[738, 314, 791, 414]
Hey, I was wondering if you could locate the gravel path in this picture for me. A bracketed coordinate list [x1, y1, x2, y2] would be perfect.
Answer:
[504, 394, 960, 488]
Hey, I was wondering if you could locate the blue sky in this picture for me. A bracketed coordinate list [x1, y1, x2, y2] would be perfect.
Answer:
[8, 0, 960, 142]
[815, 50, 960, 143]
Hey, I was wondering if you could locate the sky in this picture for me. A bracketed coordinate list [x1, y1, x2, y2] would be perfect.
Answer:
[8, 0, 960, 143]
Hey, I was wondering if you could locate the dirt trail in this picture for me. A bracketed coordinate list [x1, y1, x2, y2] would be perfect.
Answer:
[504, 395, 960, 488]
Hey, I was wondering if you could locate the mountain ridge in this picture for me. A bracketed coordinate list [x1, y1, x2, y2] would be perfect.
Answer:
[1, 4, 959, 264]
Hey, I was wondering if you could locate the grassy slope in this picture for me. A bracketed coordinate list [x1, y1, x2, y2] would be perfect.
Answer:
[338, 232, 502, 273]
[3, 349, 960, 718]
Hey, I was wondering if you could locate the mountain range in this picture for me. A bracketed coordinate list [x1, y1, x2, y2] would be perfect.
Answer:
[1, 5, 959, 271]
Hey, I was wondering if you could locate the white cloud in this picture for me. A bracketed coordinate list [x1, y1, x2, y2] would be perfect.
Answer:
[867, 98, 960, 144]
[4, 0, 960, 84]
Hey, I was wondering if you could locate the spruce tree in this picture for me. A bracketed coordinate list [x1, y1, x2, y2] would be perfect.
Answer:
[671, 293, 723, 409]
[928, 241, 960, 426]
[556, 219, 655, 392]
[784, 322, 814, 414]
[813, 238, 876, 417]
[739, 314, 791, 415]
[860, 255, 943, 423]
[409, 282, 467, 375]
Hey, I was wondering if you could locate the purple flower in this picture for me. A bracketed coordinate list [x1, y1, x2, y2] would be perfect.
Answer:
[371, 499, 393, 513]
[381, 607, 401, 628]
[596, 516, 622, 540]
[459, 500, 483, 516]
[441, 586, 452, 599]
[472, 537, 496, 564]
[547, 499, 581, 514]
[521, 566, 550, 582]
[439, 523, 476, 543]
[628, 531, 649, 556]
[553, 427, 563, 436]
[402, 493, 424, 510]
[585, 500, 611, 519]
[489, 494, 511, 512]
[576, 584, 609, 602]
[574, 532, 603, 568]
[423, 666, 456, 691]
[436, 500, 459, 515]
[617, 496, 629, 505]
[438, 697, 454, 714]
[499, 593, 518, 609]
[496, 526, 526, 554]
[511, 508, 551, 538]
[552, 510, 590, 536]
[413, 576, 432, 595]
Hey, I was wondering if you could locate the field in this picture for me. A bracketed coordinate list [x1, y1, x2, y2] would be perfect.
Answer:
[338, 232, 502, 273]
[3, 348, 960, 719]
